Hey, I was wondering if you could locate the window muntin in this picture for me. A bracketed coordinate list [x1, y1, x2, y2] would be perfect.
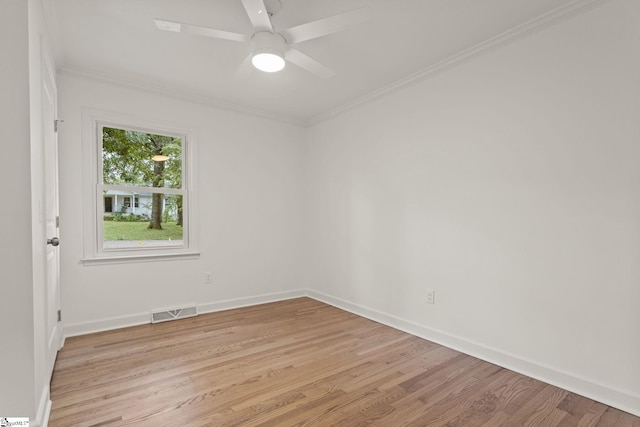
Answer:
[98, 124, 188, 252]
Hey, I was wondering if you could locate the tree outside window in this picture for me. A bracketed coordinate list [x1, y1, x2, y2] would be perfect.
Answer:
[100, 126, 186, 250]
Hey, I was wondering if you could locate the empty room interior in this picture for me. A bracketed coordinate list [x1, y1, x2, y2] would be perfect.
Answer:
[2, 0, 640, 425]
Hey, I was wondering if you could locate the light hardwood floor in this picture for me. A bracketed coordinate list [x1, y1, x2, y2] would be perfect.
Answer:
[49, 298, 639, 426]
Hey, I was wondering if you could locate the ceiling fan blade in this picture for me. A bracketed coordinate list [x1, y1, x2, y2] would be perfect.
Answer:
[234, 54, 255, 79]
[285, 48, 335, 79]
[281, 7, 370, 45]
[154, 19, 249, 42]
[241, 0, 273, 32]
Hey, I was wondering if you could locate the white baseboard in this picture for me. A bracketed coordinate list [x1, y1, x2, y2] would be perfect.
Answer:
[63, 312, 150, 338]
[198, 290, 308, 315]
[33, 385, 51, 427]
[306, 289, 640, 418]
[63, 289, 309, 338]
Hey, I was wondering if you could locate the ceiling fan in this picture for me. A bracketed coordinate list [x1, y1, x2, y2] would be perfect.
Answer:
[154, 0, 370, 78]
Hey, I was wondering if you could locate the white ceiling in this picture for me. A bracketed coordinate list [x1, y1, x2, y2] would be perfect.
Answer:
[50, 0, 593, 124]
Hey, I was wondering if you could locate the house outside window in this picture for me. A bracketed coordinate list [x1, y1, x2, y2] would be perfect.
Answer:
[82, 110, 198, 264]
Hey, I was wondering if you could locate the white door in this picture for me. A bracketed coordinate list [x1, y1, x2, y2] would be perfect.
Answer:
[43, 58, 61, 379]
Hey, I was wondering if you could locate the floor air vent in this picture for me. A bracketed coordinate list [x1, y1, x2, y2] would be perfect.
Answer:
[151, 306, 198, 324]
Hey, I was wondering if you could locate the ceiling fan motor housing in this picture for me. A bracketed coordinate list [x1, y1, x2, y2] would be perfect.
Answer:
[252, 31, 286, 57]
[251, 31, 287, 71]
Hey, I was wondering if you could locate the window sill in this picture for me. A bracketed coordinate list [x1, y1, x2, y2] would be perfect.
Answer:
[81, 251, 200, 266]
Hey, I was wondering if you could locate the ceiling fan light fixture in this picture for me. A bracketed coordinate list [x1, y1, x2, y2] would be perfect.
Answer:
[251, 31, 286, 73]
[252, 52, 285, 72]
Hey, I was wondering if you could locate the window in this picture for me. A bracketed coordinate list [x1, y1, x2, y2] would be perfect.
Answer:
[104, 196, 113, 213]
[100, 125, 186, 250]
[82, 111, 198, 264]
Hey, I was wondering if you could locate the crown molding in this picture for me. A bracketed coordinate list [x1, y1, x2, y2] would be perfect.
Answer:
[58, 66, 307, 127]
[308, 0, 613, 126]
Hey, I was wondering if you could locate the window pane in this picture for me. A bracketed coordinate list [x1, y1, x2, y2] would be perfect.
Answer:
[102, 193, 184, 249]
[102, 126, 182, 189]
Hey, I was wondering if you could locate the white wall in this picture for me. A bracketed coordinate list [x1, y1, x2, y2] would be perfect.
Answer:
[0, 0, 36, 419]
[306, 0, 640, 414]
[58, 74, 306, 332]
[0, 0, 54, 423]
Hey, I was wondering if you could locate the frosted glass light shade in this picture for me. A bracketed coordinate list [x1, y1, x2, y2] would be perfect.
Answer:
[252, 52, 285, 72]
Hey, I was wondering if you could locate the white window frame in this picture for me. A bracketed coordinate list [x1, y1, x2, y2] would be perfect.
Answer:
[81, 109, 199, 265]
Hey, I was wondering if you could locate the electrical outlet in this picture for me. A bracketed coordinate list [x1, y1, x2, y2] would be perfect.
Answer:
[204, 272, 213, 284]
[426, 289, 435, 304]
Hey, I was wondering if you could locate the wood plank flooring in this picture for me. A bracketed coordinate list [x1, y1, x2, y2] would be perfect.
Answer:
[49, 298, 639, 426]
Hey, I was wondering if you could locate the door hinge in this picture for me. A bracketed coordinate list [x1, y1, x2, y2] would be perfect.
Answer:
[57, 309, 62, 322]
[56, 216, 60, 228]
[54, 119, 64, 133]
